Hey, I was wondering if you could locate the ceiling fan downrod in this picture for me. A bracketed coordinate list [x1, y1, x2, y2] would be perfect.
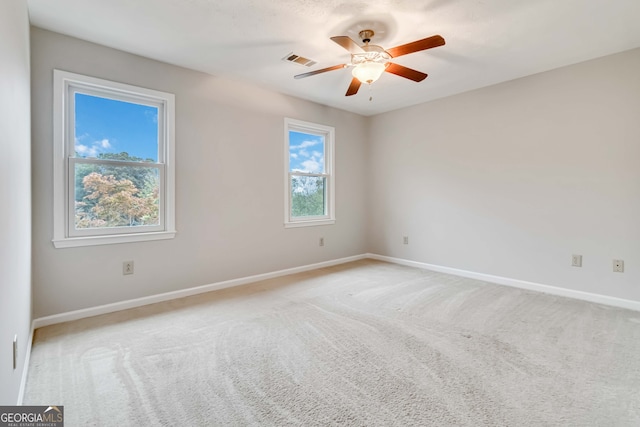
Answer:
[359, 29, 375, 44]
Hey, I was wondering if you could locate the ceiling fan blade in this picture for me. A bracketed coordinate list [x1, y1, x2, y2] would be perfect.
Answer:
[330, 36, 365, 54]
[294, 64, 347, 79]
[385, 63, 428, 82]
[345, 78, 361, 96]
[385, 35, 445, 58]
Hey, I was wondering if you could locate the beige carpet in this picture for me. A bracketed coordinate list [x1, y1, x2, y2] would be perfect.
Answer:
[24, 260, 640, 426]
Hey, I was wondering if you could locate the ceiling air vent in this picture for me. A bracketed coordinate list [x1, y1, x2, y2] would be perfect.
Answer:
[282, 53, 317, 67]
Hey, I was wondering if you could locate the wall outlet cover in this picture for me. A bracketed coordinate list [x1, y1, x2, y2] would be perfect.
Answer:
[13, 335, 17, 370]
[123, 261, 134, 275]
[571, 254, 582, 267]
[613, 259, 624, 273]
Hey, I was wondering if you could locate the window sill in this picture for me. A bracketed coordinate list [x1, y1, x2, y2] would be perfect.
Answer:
[284, 219, 335, 228]
[53, 230, 176, 248]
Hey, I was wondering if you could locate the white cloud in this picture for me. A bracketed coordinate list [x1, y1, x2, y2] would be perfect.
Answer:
[290, 140, 320, 150]
[75, 138, 111, 158]
[75, 144, 89, 154]
[290, 152, 298, 159]
[299, 149, 310, 158]
[301, 159, 321, 173]
[145, 109, 158, 124]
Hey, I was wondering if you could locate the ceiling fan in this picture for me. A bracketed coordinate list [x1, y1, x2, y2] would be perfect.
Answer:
[294, 29, 445, 96]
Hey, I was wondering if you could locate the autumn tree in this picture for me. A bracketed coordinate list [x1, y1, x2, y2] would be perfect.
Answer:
[75, 172, 158, 229]
[74, 151, 156, 206]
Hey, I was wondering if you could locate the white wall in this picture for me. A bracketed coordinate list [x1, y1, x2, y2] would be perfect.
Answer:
[368, 48, 640, 301]
[0, 1, 32, 405]
[31, 28, 368, 318]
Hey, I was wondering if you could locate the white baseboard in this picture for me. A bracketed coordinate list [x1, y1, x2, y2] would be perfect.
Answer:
[32, 254, 367, 329]
[32, 252, 640, 331]
[367, 253, 640, 312]
[17, 321, 35, 405]
[20, 251, 639, 404]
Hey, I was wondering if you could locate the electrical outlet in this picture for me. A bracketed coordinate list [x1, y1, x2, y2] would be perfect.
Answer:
[123, 261, 134, 275]
[571, 254, 582, 267]
[13, 335, 17, 370]
[613, 259, 624, 273]
[403, 236, 409, 245]
[319, 237, 324, 247]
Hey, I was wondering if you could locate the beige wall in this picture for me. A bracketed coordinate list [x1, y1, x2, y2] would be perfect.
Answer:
[30, 27, 640, 324]
[31, 28, 368, 318]
[368, 48, 640, 301]
[0, 1, 32, 405]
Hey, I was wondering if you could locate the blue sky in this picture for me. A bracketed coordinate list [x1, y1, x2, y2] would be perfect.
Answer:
[74, 93, 159, 161]
[289, 131, 325, 173]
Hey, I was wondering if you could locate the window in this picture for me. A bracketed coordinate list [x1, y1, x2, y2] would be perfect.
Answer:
[284, 118, 335, 227]
[53, 70, 175, 248]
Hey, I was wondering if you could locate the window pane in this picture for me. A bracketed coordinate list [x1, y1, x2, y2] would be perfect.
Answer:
[74, 163, 160, 229]
[74, 93, 159, 162]
[289, 131, 325, 173]
[291, 175, 326, 217]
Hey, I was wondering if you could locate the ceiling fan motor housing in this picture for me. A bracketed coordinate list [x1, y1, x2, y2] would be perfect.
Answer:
[351, 44, 390, 66]
[351, 30, 391, 68]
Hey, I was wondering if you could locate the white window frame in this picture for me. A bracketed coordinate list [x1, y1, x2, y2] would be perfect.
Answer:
[52, 70, 176, 248]
[284, 118, 335, 228]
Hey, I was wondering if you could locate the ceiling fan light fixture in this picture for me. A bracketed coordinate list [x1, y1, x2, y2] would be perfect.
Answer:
[295, 30, 445, 97]
[352, 61, 387, 84]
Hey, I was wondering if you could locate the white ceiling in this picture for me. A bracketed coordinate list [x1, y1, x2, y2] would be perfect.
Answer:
[27, 0, 640, 116]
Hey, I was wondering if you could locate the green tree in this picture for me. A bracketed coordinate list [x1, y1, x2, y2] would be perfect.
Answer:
[291, 176, 325, 217]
